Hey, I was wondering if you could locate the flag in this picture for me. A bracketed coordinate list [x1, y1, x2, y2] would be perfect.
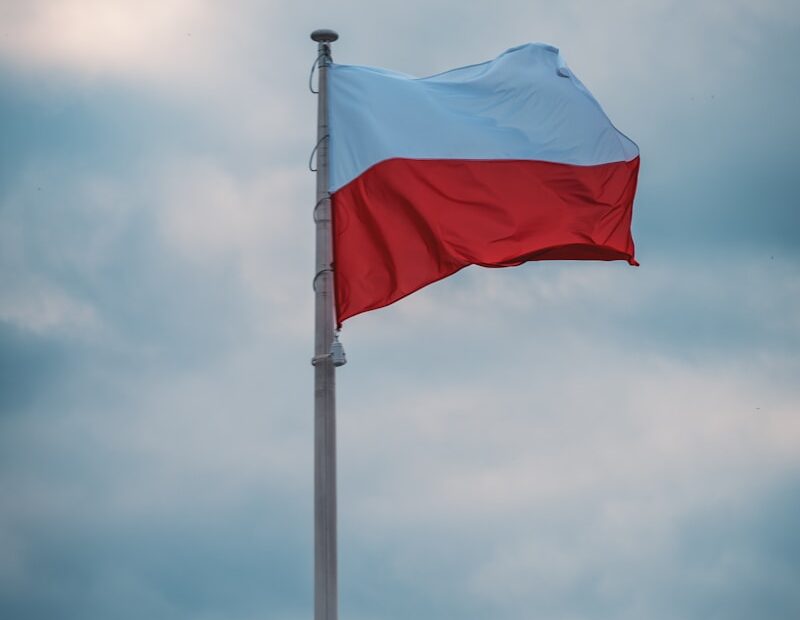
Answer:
[329, 43, 639, 326]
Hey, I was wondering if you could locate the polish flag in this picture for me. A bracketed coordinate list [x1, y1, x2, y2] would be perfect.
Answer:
[329, 43, 639, 325]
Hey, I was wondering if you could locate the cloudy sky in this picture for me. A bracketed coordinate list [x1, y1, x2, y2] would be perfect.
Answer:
[1, 1, 799, 618]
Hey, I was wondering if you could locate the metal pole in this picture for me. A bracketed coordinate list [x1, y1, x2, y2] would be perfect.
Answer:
[310, 28, 339, 620]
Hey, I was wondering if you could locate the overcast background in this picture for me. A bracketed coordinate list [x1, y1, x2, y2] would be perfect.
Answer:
[1, 1, 799, 619]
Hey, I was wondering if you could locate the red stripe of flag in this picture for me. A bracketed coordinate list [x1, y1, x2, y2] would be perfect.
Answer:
[332, 157, 639, 326]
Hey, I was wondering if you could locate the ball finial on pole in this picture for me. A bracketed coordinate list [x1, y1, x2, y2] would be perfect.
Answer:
[311, 29, 339, 43]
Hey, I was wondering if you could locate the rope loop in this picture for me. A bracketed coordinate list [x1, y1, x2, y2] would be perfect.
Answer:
[308, 53, 324, 94]
[313, 194, 331, 222]
[308, 134, 329, 172]
[312, 268, 333, 292]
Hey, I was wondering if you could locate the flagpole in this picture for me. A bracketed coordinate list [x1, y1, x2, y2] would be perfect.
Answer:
[310, 28, 340, 620]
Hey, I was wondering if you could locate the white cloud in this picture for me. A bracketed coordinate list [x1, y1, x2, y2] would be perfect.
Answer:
[0, 172, 133, 336]
[332, 341, 800, 616]
[155, 158, 315, 339]
[340, 348, 800, 522]
[0, 1, 217, 78]
[0, 276, 98, 333]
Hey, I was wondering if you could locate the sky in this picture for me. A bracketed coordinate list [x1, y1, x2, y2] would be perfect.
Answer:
[1, 1, 799, 619]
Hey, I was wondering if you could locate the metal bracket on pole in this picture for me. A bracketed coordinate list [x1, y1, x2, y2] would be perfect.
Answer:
[311, 332, 347, 367]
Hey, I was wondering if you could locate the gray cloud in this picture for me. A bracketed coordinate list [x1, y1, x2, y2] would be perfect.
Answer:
[1, 1, 799, 619]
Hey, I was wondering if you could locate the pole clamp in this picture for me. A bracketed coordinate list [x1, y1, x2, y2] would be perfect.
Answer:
[311, 333, 347, 367]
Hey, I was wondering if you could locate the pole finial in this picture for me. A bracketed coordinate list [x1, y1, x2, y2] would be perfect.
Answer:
[311, 29, 339, 43]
